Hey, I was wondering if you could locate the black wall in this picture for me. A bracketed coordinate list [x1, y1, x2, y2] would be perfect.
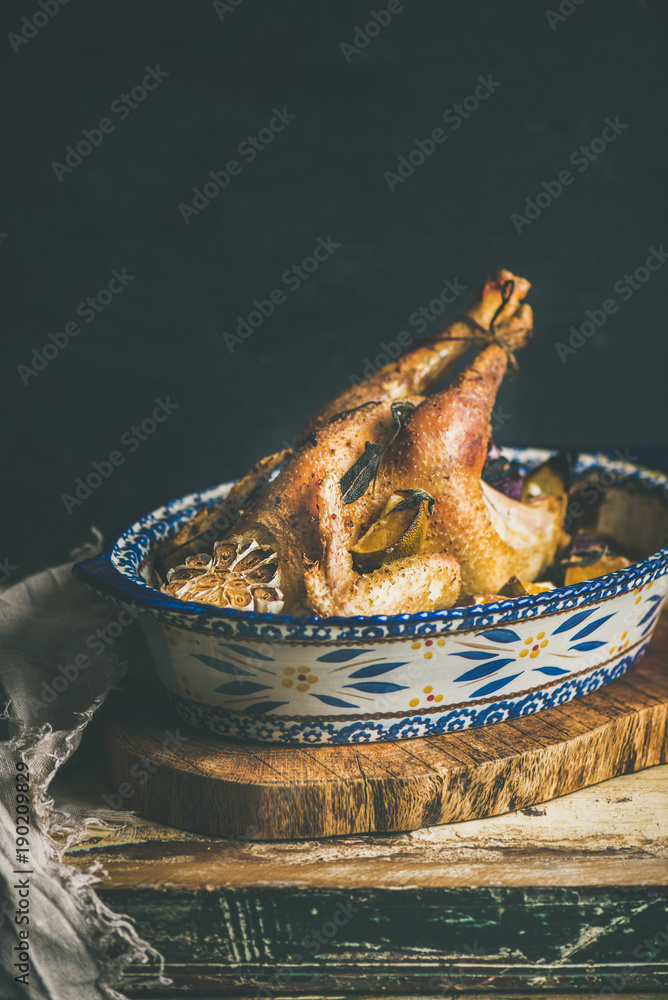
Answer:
[2, 0, 667, 581]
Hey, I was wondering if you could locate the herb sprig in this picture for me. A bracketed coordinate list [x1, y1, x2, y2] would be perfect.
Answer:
[339, 401, 415, 504]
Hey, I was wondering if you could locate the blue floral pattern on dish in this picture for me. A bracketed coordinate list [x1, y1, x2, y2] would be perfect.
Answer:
[71, 448, 668, 743]
[141, 580, 666, 742]
[167, 645, 648, 744]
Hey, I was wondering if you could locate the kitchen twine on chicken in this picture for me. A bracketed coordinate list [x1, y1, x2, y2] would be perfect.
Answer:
[450, 279, 521, 376]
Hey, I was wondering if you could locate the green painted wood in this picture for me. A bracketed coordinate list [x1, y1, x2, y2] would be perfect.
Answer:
[99, 885, 668, 995]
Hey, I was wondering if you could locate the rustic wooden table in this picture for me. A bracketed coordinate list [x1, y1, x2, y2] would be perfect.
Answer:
[56, 744, 668, 998]
[52, 605, 668, 998]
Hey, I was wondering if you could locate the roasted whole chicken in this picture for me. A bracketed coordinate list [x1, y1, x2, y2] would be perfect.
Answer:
[158, 270, 569, 616]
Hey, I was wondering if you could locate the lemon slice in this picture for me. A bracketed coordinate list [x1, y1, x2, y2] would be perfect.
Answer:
[349, 489, 435, 573]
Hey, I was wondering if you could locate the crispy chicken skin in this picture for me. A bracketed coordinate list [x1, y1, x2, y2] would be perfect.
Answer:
[227, 398, 461, 615]
[164, 270, 565, 616]
[384, 343, 564, 595]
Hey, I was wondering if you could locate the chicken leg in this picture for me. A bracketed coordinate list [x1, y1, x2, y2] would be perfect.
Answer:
[384, 343, 564, 595]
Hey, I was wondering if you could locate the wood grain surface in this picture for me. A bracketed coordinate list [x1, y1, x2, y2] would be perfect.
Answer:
[103, 617, 668, 840]
[60, 761, 668, 887]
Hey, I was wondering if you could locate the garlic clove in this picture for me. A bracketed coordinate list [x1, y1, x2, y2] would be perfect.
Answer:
[252, 586, 285, 614]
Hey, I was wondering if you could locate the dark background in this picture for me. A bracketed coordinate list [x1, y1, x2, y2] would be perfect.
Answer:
[2, 0, 667, 583]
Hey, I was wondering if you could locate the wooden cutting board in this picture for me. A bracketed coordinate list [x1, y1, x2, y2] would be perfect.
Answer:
[104, 617, 668, 840]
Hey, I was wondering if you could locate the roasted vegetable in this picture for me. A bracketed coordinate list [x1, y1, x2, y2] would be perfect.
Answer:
[522, 580, 556, 594]
[560, 531, 609, 568]
[482, 450, 523, 500]
[499, 575, 555, 597]
[553, 530, 629, 588]
[498, 575, 527, 597]
[564, 555, 631, 586]
[521, 449, 578, 508]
